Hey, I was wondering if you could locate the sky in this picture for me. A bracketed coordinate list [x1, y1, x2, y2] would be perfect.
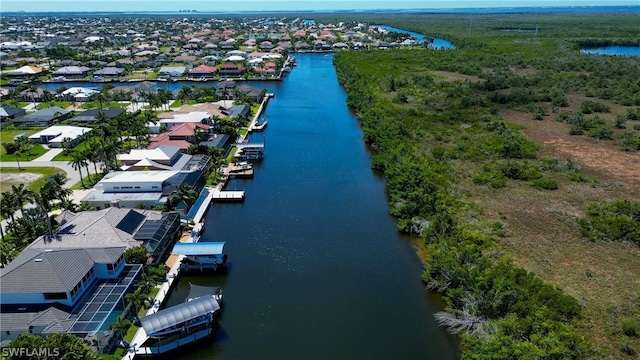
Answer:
[1, 0, 638, 12]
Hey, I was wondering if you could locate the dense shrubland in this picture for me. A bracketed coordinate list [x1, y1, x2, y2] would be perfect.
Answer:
[333, 12, 640, 357]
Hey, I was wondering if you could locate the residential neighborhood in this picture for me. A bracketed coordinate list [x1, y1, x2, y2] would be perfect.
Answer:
[0, 12, 427, 359]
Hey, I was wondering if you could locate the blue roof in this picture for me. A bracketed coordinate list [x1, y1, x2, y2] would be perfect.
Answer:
[171, 242, 225, 256]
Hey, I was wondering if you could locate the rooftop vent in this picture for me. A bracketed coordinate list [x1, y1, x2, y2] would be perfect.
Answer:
[34, 258, 43, 262]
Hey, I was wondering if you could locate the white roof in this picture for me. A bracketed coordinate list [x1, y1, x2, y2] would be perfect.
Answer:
[61, 87, 99, 96]
[117, 145, 181, 162]
[224, 55, 245, 62]
[99, 171, 179, 184]
[159, 112, 210, 124]
[139, 295, 220, 336]
[29, 126, 91, 143]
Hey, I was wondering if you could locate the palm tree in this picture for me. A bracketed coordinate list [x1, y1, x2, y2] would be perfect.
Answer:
[85, 142, 101, 176]
[1, 192, 19, 225]
[10, 184, 36, 213]
[167, 184, 198, 212]
[41, 174, 72, 205]
[31, 193, 54, 239]
[110, 316, 132, 338]
[177, 85, 192, 105]
[135, 272, 154, 294]
[69, 150, 88, 188]
[125, 289, 147, 314]
[156, 89, 172, 111]
[0, 240, 18, 267]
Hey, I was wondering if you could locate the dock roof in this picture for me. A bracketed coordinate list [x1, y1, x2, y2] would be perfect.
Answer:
[171, 242, 225, 256]
[139, 295, 220, 336]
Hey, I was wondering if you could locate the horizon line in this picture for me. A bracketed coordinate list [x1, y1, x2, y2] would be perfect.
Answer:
[3, 4, 639, 14]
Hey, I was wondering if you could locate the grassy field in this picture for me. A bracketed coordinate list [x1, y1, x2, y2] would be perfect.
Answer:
[0, 167, 65, 194]
[169, 99, 197, 108]
[0, 144, 48, 161]
[0, 127, 50, 161]
[34, 101, 73, 110]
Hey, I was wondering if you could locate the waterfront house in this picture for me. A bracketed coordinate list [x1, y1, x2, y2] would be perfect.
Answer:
[169, 102, 230, 119]
[118, 144, 185, 169]
[6, 65, 44, 79]
[14, 107, 72, 127]
[237, 85, 263, 102]
[218, 63, 244, 77]
[93, 67, 125, 78]
[147, 123, 211, 151]
[0, 245, 141, 354]
[82, 156, 212, 212]
[198, 133, 232, 155]
[52, 66, 92, 79]
[155, 111, 211, 132]
[158, 66, 186, 78]
[228, 105, 251, 119]
[188, 64, 218, 78]
[28, 125, 91, 147]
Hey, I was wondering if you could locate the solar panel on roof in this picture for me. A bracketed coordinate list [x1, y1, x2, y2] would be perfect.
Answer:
[115, 210, 146, 234]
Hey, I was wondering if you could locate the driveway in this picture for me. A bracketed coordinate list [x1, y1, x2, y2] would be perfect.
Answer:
[32, 148, 64, 162]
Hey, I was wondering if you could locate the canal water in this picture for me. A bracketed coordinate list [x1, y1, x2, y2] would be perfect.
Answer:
[580, 46, 640, 56]
[377, 25, 456, 49]
[166, 53, 459, 359]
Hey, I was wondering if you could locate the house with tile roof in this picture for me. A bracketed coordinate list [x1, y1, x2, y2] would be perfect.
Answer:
[188, 64, 218, 78]
[6, 65, 44, 78]
[147, 123, 211, 151]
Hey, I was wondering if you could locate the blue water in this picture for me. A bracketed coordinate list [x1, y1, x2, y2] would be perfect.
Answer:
[164, 53, 459, 359]
[581, 46, 640, 56]
[377, 25, 456, 49]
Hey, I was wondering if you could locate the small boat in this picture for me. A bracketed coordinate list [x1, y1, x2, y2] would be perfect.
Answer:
[251, 118, 268, 131]
[230, 161, 253, 173]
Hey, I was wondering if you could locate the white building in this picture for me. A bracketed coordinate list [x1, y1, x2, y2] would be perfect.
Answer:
[29, 125, 91, 147]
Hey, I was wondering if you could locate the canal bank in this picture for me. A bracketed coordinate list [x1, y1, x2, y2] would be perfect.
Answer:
[166, 53, 459, 359]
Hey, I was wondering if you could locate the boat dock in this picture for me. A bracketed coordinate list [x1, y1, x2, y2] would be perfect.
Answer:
[212, 189, 245, 201]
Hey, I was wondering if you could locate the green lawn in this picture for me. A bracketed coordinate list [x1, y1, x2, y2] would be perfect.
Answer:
[0, 127, 49, 161]
[123, 71, 157, 80]
[0, 144, 48, 161]
[169, 99, 197, 108]
[250, 104, 262, 119]
[0, 167, 66, 194]
[0, 128, 44, 147]
[224, 145, 237, 163]
[52, 141, 91, 161]
[0, 101, 30, 109]
[34, 101, 73, 110]
[70, 172, 103, 190]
